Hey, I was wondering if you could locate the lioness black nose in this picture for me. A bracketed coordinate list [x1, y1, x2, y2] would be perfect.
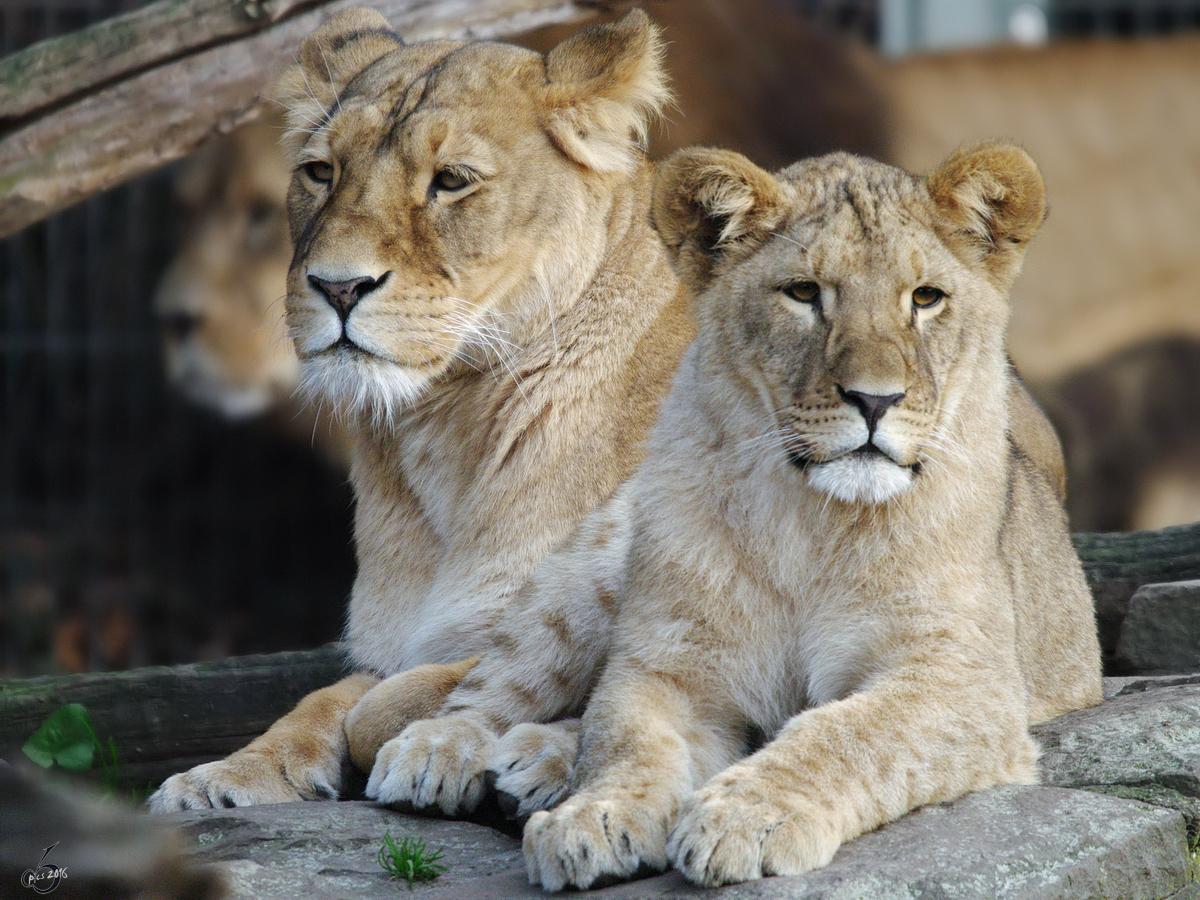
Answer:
[307, 272, 388, 321]
[838, 386, 905, 434]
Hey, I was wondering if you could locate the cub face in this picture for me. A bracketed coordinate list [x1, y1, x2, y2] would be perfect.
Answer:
[653, 144, 1045, 504]
[276, 9, 668, 423]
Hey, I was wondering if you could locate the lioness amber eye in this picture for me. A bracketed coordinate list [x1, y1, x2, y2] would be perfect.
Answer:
[432, 169, 470, 193]
[302, 161, 335, 184]
[912, 286, 946, 309]
[783, 281, 820, 304]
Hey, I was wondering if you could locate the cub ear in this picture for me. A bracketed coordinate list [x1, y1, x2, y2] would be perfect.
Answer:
[927, 141, 1046, 292]
[651, 147, 793, 290]
[542, 9, 671, 173]
[275, 9, 403, 155]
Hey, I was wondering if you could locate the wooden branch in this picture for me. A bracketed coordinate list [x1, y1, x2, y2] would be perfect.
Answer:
[0, 0, 325, 123]
[0, 0, 593, 240]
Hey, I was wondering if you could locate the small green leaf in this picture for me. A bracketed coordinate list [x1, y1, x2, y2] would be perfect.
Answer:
[54, 738, 96, 772]
[21, 703, 97, 772]
[21, 738, 53, 769]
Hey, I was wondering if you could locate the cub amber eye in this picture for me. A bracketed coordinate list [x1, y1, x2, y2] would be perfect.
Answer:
[783, 281, 821, 304]
[912, 285, 946, 309]
[302, 160, 335, 184]
[431, 169, 471, 193]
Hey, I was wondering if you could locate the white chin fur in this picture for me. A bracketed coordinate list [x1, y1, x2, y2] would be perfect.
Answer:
[298, 352, 429, 427]
[806, 454, 914, 505]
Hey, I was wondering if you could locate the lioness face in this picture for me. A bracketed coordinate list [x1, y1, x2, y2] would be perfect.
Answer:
[277, 10, 668, 423]
[653, 145, 1045, 505]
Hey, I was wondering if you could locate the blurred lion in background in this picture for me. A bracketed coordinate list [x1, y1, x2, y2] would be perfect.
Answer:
[155, 112, 352, 467]
[154, 0, 1200, 531]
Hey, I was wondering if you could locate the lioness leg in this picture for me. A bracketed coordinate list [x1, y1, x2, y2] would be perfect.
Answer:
[364, 496, 630, 815]
[344, 657, 479, 772]
[668, 633, 1038, 886]
[148, 673, 378, 811]
[523, 668, 740, 891]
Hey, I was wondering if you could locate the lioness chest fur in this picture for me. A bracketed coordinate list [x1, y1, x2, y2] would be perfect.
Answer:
[148, 9, 693, 812]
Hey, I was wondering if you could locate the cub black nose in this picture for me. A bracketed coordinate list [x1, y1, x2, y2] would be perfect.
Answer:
[838, 386, 905, 435]
[308, 272, 388, 321]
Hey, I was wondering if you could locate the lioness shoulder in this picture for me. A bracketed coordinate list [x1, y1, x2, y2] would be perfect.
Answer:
[149, 8, 693, 812]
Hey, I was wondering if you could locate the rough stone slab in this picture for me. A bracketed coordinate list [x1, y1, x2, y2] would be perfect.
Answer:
[1117, 581, 1200, 673]
[1103, 674, 1200, 699]
[168, 800, 527, 898]
[171, 786, 1194, 900]
[1035, 680, 1200, 820]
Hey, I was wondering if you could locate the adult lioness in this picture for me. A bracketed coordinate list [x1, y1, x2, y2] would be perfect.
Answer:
[365, 143, 1103, 887]
[148, 7, 693, 811]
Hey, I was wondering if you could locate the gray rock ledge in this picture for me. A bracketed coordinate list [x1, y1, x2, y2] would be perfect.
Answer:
[169, 790, 1196, 899]
[1116, 581, 1200, 673]
[159, 678, 1200, 900]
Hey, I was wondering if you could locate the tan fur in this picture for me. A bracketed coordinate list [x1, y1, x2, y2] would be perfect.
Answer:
[524, 144, 1101, 888]
[146, 8, 694, 813]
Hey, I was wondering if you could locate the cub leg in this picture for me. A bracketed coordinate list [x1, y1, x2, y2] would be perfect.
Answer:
[668, 632, 1038, 887]
[148, 673, 378, 811]
[488, 718, 581, 819]
[523, 667, 740, 891]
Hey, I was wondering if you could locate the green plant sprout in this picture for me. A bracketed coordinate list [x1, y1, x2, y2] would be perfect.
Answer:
[22, 703, 122, 794]
[377, 832, 448, 887]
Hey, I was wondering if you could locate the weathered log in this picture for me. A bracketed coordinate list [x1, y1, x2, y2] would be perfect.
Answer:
[0, 644, 349, 789]
[0, 0, 595, 240]
[0, 0, 325, 123]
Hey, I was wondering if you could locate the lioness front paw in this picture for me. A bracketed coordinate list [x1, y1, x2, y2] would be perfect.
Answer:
[523, 793, 671, 891]
[667, 772, 838, 886]
[365, 714, 493, 815]
[487, 720, 578, 819]
[147, 748, 340, 812]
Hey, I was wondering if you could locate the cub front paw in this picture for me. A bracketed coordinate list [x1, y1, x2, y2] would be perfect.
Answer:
[365, 714, 493, 816]
[147, 749, 339, 812]
[667, 775, 837, 886]
[487, 720, 578, 819]
[523, 793, 671, 891]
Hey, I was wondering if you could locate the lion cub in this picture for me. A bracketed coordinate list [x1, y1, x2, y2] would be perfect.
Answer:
[520, 144, 1104, 888]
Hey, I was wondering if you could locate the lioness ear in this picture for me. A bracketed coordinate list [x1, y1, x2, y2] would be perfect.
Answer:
[542, 9, 670, 173]
[652, 147, 792, 289]
[927, 142, 1046, 292]
[275, 9, 403, 155]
